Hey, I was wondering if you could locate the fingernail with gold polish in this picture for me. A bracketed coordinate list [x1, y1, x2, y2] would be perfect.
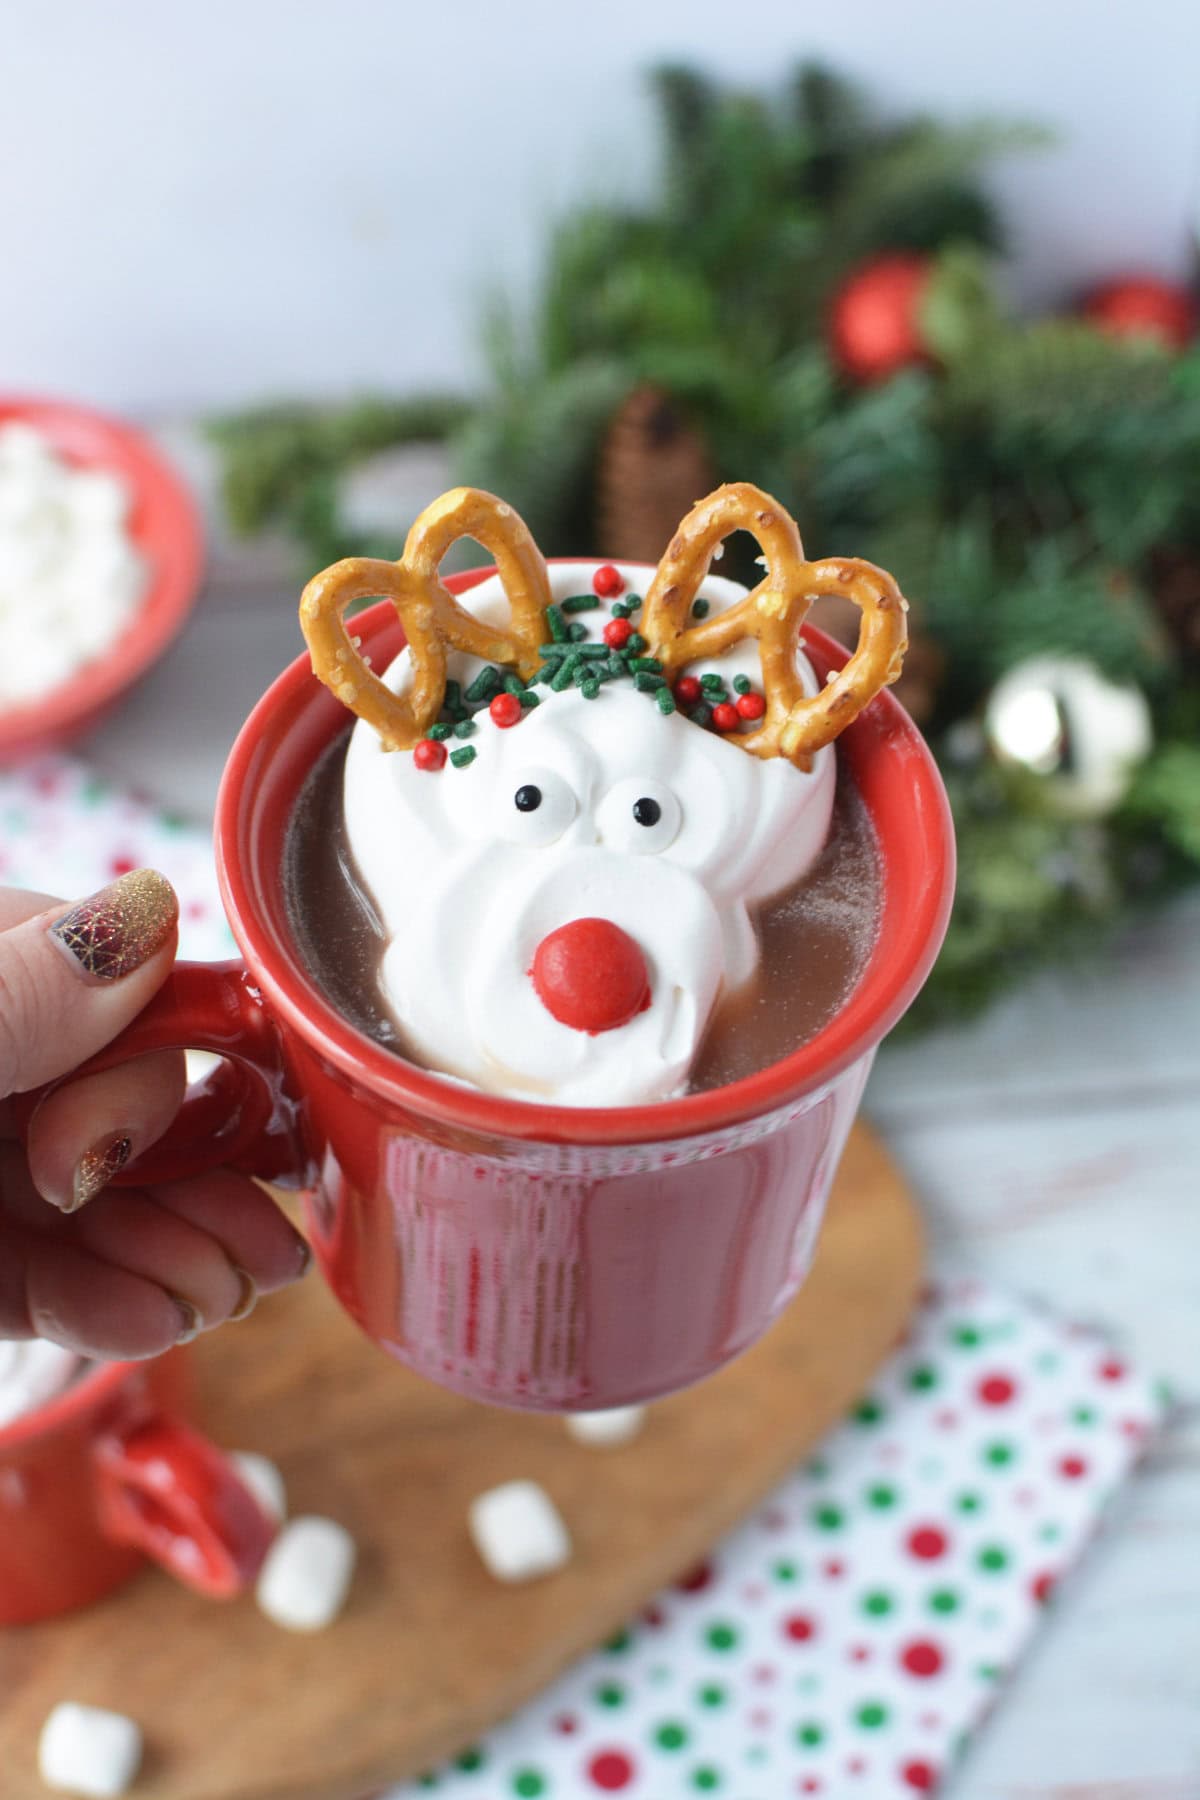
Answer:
[68, 1133, 133, 1213]
[171, 1296, 201, 1345]
[229, 1265, 258, 1322]
[49, 869, 178, 983]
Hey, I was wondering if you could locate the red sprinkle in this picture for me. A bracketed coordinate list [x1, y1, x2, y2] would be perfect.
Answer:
[603, 617, 634, 649]
[489, 691, 522, 728]
[712, 701, 740, 732]
[413, 738, 447, 771]
[674, 675, 702, 707]
[593, 563, 625, 598]
[736, 690, 766, 721]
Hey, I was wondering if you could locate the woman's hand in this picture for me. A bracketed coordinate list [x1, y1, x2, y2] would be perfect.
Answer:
[0, 872, 310, 1359]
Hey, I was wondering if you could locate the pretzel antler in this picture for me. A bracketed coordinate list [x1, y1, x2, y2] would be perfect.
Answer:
[642, 483, 909, 766]
[300, 488, 551, 750]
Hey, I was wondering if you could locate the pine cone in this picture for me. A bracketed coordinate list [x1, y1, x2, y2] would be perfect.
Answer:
[595, 386, 717, 564]
[1150, 546, 1200, 662]
[805, 592, 944, 725]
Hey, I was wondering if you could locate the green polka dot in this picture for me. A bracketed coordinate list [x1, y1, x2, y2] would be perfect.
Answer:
[806, 1456, 830, 1478]
[861, 1589, 894, 1618]
[857, 1701, 890, 1730]
[976, 1662, 1002, 1681]
[706, 1622, 739, 1651]
[796, 1721, 825, 1748]
[745, 1746, 769, 1767]
[794, 1672, 822, 1696]
[956, 1490, 983, 1514]
[692, 1768, 722, 1792]
[772, 1559, 799, 1582]
[81, 779, 110, 805]
[595, 1682, 625, 1708]
[1039, 1523, 1063, 1544]
[159, 811, 188, 833]
[907, 1364, 939, 1391]
[952, 1323, 983, 1349]
[1072, 1405, 1097, 1425]
[979, 1605, 1002, 1627]
[928, 1587, 961, 1614]
[604, 1629, 632, 1654]
[512, 1773, 545, 1798]
[655, 1722, 689, 1752]
[917, 1458, 944, 1481]
[455, 1747, 486, 1772]
[648, 1664, 671, 1687]
[812, 1503, 844, 1531]
[984, 1441, 1016, 1468]
[854, 1396, 885, 1425]
[1035, 1350, 1061, 1374]
[417, 1777, 439, 1791]
[697, 1683, 727, 1709]
[867, 1483, 898, 1510]
[977, 1544, 1009, 1573]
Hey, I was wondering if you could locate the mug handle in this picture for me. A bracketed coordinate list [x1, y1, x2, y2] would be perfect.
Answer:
[94, 1410, 277, 1597]
[21, 960, 308, 1188]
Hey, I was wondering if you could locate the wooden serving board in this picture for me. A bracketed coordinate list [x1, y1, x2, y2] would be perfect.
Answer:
[0, 1124, 922, 1800]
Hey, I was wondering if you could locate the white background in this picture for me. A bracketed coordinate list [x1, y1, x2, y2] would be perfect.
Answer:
[5, 0, 1199, 415]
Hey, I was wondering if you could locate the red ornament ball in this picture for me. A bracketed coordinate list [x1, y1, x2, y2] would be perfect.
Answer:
[829, 253, 933, 383]
[603, 616, 634, 650]
[593, 563, 625, 598]
[489, 690, 522, 728]
[711, 701, 740, 732]
[674, 674, 702, 708]
[1082, 275, 1197, 350]
[412, 738, 446, 771]
[530, 918, 650, 1034]
[736, 690, 766, 721]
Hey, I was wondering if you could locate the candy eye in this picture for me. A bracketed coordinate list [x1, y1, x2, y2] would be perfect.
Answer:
[596, 777, 682, 855]
[498, 768, 578, 847]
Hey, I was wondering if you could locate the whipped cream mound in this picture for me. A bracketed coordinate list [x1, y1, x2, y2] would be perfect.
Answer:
[343, 562, 836, 1106]
[0, 422, 149, 709]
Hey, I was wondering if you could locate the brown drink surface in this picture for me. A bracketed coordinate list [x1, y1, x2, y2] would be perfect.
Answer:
[283, 735, 882, 1093]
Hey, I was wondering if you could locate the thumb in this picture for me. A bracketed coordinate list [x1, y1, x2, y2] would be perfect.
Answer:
[0, 870, 179, 1097]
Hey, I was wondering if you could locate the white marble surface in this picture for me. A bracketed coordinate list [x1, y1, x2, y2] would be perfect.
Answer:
[85, 434, 1200, 1798]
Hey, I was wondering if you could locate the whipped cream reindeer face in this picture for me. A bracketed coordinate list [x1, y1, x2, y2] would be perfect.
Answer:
[301, 482, 908, 1107]
[343, 565, 835, 1105]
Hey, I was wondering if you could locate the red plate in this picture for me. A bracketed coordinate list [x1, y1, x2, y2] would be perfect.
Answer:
[0, 395, 204, 760]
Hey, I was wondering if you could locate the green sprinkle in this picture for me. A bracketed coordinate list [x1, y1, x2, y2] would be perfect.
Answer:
[503, 672, 526, 696]
[444, 678, 463, 713]
[625, 592, 642, 611]
[580, 677, 601, 699]
[538, 643, 568, 660]
[607, 653, 629, 680]
[690, 701, 712, 728]
[547, 603, 568, 642]
[631, 656, 663, 673]
[550, 657, 578, 692]
[449, 745, 476, 769]
[634, 670, 666, 692]
[610, 601, 631, 619]
[733, 674, 752, 695]
[518, 690, 539, 708]
[531, 663, 559, 686]
[464, 666, 501, 704]
[692, 597, 710, 619]
[700, 673, 727, 695]
[453, 718, 476, 739]
[626, 632, 647, 654]
[427, 723, 452, 741]
[567, 621, 589, 642]
[577, 643, 610, 659]
[562, 594, 600, 613]
[655, 687, 676, 715]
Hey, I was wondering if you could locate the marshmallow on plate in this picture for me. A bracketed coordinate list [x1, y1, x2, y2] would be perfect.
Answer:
[468, 1480, 572, 1583]
[38, 1702, 142, 1798]
[229, 1450, 287, 1525]
[255, 1516, 356, 1632]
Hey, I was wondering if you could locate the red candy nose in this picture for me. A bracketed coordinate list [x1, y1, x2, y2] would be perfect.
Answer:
[530, 918, 651, 1034]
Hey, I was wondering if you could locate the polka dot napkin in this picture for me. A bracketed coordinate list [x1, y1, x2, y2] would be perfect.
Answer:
[383, 1279, 1163, 1800]
[0, 755, 1166, 1798]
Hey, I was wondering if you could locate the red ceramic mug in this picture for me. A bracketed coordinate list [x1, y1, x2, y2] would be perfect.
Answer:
[62, 565, 954, 1412]
[0, 1349, 277, 1625]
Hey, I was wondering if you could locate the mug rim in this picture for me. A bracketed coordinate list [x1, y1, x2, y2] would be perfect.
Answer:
[0, 1356, 135, 1452]
[216, 560, 955, 1146]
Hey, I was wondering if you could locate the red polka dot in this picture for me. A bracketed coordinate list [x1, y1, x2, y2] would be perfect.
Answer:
[1099, 1358, 1126, 1382]
[749, 1706, 773, 1730]
[555, 1713, 579, 1734]
[907, 1525, 949, 1561]
[784, 1613, 817, 1642]
[751, 1663, 776, 1685]
[823, 1558, 845, 1579]
[640, 1603, 665, 1627]
[676, 1560, 714, 1593]
[1031, 1571, 1056, 1605]
[934, 1409, 959, 1431]
[1058, 1455, 1088, 1480]
[1120, 1417, 1148, 1440]
[849, 1644, 872, 1663]
[900, 1640, 944, 1678]
[801, 1781, 822, 1794]
[109, 855, 137, 876]
[847, 1757, 868, 1776]
[977, 1374, 1016, 1406]
[588, 1750, 635, 1790]
[902, 1760, 938, 1792]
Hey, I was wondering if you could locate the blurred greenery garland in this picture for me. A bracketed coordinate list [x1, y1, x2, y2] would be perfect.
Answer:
[211, 65, 1200, 1031]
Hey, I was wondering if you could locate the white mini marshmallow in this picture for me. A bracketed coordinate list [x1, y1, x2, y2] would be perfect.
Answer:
[38, 1702, 142, 1798]
[468, 1480, 571, 1583]
[255, 1515, 355, 1632]
[564, 1406, 646, 1448]
[0, 1339, 81, 1428]
[229, 1450, 287, 1524]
